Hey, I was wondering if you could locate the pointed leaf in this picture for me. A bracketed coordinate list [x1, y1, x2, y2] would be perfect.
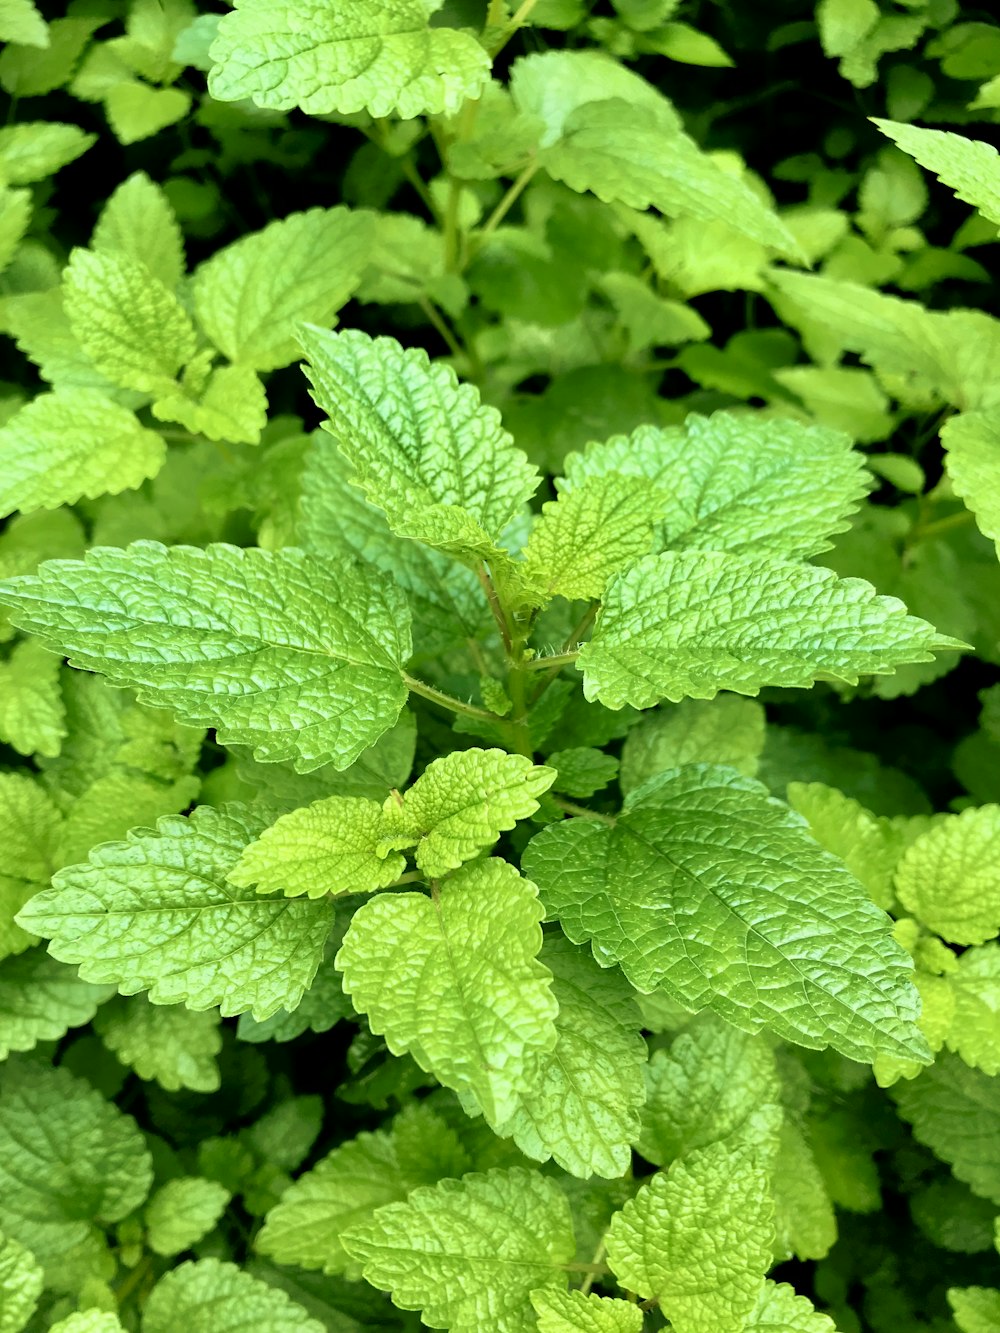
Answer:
[941, 411, 1000, 561]
[92, 170, 185, 291]
[893, 1054, 1000, 1204]
[0, 637, 65, 758]
[94, 995, 222, 1092]
[531, 1289, 642, 1333]
[0, 1231, 43, 1333]
[145, 1178, 230, 1257]
[745, 1281, 838, 1332]
[947, 944, 1000, 1075]
[143, 1258, 324, 1333]
[894, 805, 1000, 945]
[873, 119, 1000, 230]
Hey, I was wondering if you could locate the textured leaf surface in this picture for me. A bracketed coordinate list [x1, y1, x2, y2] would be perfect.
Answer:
[771, 1120, 837, 1262]
[338, 860, 557, 1123]
[94, 995, 222, 1092]
[787, 781, 900, 910]
[19, 805, 334, 1020]
[50, 1317, 124, 1333]
[549, 748, 619, 799]
[0, 389, 165, 517]
[579, 551, 958, 710]
[745, 1281, 837, 1332]
[949, 1288, 1000, 1333]
[301, 326, 538, 563]
[0, 772, 62, 963]
[0, 950, 112, 1059]
[193, 208, 370, 371]
[143, 1258, 324, 1333]
[382, 749, 554, 877]
[0, 1230, 43, 1333]
[606, 1142, 773, 1333]
[92, 170, 185, 291]
[0, 541, 412, 771]
[63, 248, 196, 394]
[496, 934, 647, 1179]
[893, 1054, 1000, 1204]
[0, 1060, 152, 1264]
[0, 637, 65, 758]
[145, 1178, 231, 1256]
[524, 765, 927, 1063]
[531, 1289, 642, 1333]
[230, 796, 404, 900]
[0, 122, 93, 184]
[947, 944, 1000, 1075]
[894, 806, 1000, 945]
[209, 0, 491, 119]
[342, 1167, 575, 1333]
[941, 411, 1000, 561]
[620, 696, 765, 794]
[873, 119, 1000, 229]
[152, 363, 268, 446]
[563, 414, 868, 559]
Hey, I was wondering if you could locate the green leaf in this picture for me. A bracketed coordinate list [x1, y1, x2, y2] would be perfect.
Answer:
[0, 1230, 43, 1333]
[606, 1141, 773, 1333]
[0, 637, 65, 758]
[0, 950, 112, 1060]
[521, 475, 664, 604]
[0, 122, 94, 185]
[93, 994, 222, 1092]
[0, 541, 412, 771]
[152, 362, 268, 446]
[0, 0, 48, 47]
[143, 1258, 325, 1333]
[894, 806, 1000, 945]
[941, 411, 1000, 561]
[638, 1018, 781, 1167]
[257, 1104, 469, 1278]
[531, 1289, 642, 1333]
[300, 326, 538, 565]
[63, 248, 197, 394]
[381, 749, 555, 877]
[208, 0, 491, 119]
[579, 551, 959, 710]
[495, 933, 646, 1179]
[230, 796, 405, 900]
[104, 81, 190, 146]
[92, 170, 185, 291]
[945, 943, 1000, 1076]
[771, 1120, 837, 1262]
[236, 948, 353, 1044]
[524, 765, 927, 1064]
[0, 772, 62, 963]
[787, 781, 900, 910]
[337, 859, 557, 1123]
[0, 389, 166, 516]
[193, 209, 371, 372]
[341, 1167, 575, 1333]
[49, 1314, 125, 1333]
[0, 1059, 152, 1265]
[562, 414, 869, 559]
[873, 119, 1000, 230]
[0, 187, 31, 277]
[620, 696, 765, 794]
[18, 804, 334, 1020]
[744, 1281, 838, 1332]
[145, 1177, 231, 1256]
[949, 1288, 1000, 1333]
[893, 1053, 1000, 1204]
[548, 748, 619, 799]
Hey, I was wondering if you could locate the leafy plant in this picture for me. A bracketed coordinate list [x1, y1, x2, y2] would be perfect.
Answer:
[2, 1, 1000, 1331]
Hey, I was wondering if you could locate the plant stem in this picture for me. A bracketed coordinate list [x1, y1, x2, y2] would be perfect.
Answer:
[489, 0, 542, 56]
[400, 156, 440, 221]
[552, 796, 616, 825]
[478, 564, 514, 653]
[115, 1256, 153, 1309]
[525, 650, 580, 672]
[579, 1239, 608, 1296]
[908, 509, 975, 544]
[402, 673, 497, 722]
[418, 296, 466, 362]
[474, 158, 541, 246]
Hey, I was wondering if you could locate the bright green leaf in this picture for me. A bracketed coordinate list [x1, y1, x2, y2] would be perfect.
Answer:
[145, 1178, 231, 1256]
[0, 950, 112, 1060]
[0, 1230, 43, 1333]
[0, 772, 62, 963]
[941, 411, 1000, 561]
[894, 805, 1000, 945]
[893, 1054, 1000, 1204]
[531, 1289, 642, 1333]
[92, 170, 185, 291]
[744, 1281, 838, 1332]
[94, 994, 222, 1092]
[873, 119, 1000, 230]
[152, 362, 268, 446]
[143, 1258, 325, 1333]
[946, 943, 1000, 1076]
[0, 637, 65, 758]
[620, 696, 765, 794]
[0, 122, 94, 185]
[948, 1288, 1000, 1333]
[0, 0, 48, 47]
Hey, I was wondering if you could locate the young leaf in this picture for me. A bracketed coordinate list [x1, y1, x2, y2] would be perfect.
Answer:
[152, 363, 268, 446]
[143, 1258, 325, 1333]
[92, 169, 185, 291]
[341, 1167, 575, 1333]
[49, 1316, 125, 1333]
[873, 119, 1000, 230]
[562, 414, 869, 559]
[579, 551, 959, 710]
[0, 637, 65, 758]
[93, 994, 222, 1092]
[0, 122, 94, 185]
[0, 1231, 43, 1333]
[495, 934, 647, 1179]
[0, 772, 62, 963]
[208, 0, 491, 119]
[229, 795, 406, 900]
[0, 389, 166, 517]
[606, 1141, 773, 1333]
[941, 411, 1000, 561]
[745, 1281, 838, 1332]
[337, 859, 557, 1123]
[771, 1121, 837, 1262]
[193, 208, 371, 372]
[893, 1054, 1000, 1204]
[524, 765, 928, 1064]
[948, 1288, 1000, 1333]
[947, 944, 1000, 1076]
[0, 0, 48, 47]
[300, 326, 538, 565]
[145, 1178, 231, 1257]
[620, 696, 766, 794]
[787, 781, 900, 910]
[894, 805, 1000, 945]
[531, 1289, 643, 1333]
[63, 248, 197, 394]
[0, 950, 111, 1060]
[0, 187, 31, 277]
[0, 541, 412, 771]
[0, 1060, 152, 1265]
[18, 804, 335, 1020]
[549, 748, 620, 798]
[381, 749, 555, 877]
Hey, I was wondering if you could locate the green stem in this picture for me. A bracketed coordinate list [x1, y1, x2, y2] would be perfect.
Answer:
[489, 0, 542, 56]
[908, 509, 974, 544]
[526, 650, 580, 672]
[579, 1239, 608, 1296]
[402, 673, 497, 722]
[474, 159, 541, 247]
[418, 295, 466, 361]
[553, 796, 616, 825]
[400, 156, 440, 221]
[478, 564, 514, 653]
[115, 1256, 153, 1309]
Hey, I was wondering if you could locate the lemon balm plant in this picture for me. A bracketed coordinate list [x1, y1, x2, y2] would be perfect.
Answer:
[2, 1, 1000, 1330]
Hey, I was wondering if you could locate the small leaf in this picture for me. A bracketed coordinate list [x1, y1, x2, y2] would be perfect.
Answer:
[531, 1288, 643, 1333]
[143, 1258, 324, 1333]
[0, 122, 93, 184]
[0, 1230, 43, 1333]
[145, 1178, 231, 1257]
[745, 1281, 838, 1332]
[92, 170, 185, 291]
[94, 994, 222, 1092]
[894, 806, 1000, 945]
[942, 411, 1000, 562]
[0, 950, 112, 1060]
[893, 1054, 1000, 1204]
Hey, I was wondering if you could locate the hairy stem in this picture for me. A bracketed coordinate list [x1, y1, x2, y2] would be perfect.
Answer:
[478, 564, 514, 653]
[403, 673, 497, 722]
[525, 650, 581, 672]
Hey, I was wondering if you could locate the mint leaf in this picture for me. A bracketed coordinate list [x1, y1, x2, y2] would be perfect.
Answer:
[193, 208, 371, 372]
[873, 119, 1000, 230]
[0, 0, 48, 47]
[381, 749, 555, 877]
[531, 1289, 642, 1332]
[49, 1317, 125, 1333]
[208, 0, 491, 119]
[524, 765, 927, 1063]
[606, 1141, 773, 1333]
[947, 944, 1000, 1075]
[341, 1167, 575, 1333]
[579, 551, 958, 710]
[92, 169, 184, 291]
[63, 248, 197, 394]
[549, 748, 620, 798]
[0, 187, 31, 276]
[771, 1120, 837, 1262]
[745, 1281, 838, 1332]
[152, 362, 268, 446]
[18, 805, 334, 1020]
[949, 1288, 1000, 1333]
[941, 411, 1000, 561]
[0, 122, 93, 185]
[0, 389, 166, 516]
[0, 637, 65, 758]
[787, 781, 900, 910]
[337, 859, 557, 1123]
[893, 1054, 1000, 1204]
[300, 326, 538, 565]
[104, 83, 191, 146]
[0, 1230, 43, 1333]
[0, 772, 62, 963]
[94, 994, 222, 1092]
[894, 805, 1000, 945]
[620, 696, 765, 794]
[143, 1258, 325, 1333]
[0, 542, 412, 771]
[145, 1178, 231, 1257]
[563, 414, 868, 559]
[496, 933, 647, 1179]
[0, 950, 112, 1059]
